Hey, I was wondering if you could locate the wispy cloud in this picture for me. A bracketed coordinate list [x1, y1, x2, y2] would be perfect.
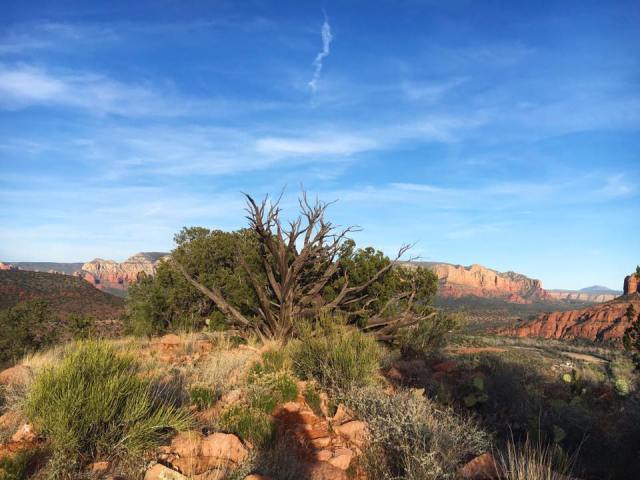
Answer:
[308, 12, 333, 94]
[0, 64, 191, 116]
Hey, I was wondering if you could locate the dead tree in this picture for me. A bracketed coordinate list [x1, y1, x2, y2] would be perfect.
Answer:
[173, 191, 429, 341]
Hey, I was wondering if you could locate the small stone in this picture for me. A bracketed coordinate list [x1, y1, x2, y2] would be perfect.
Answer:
[11, 423, 36, 443]
[91, 461, 110, 473]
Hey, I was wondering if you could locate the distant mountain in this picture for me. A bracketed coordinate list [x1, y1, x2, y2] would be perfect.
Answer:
[5, 262, 84, 275]
[0, 270, 125, 324]
[3, 253, 170, 296]
[579, 285, 622, 294]
[79, 252, 169, 294]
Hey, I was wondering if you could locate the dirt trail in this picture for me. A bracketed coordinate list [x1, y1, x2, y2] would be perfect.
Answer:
[448, 344, 609, 365]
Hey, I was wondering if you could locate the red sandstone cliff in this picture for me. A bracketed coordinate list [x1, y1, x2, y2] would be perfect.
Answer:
[503, 271, 640, 343]
[406, 262, 548, 304]
[79, 252, 169, 292]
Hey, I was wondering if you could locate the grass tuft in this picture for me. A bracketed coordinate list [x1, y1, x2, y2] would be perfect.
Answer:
[24, 341, 192, 473]
[290, 318, 381, 392]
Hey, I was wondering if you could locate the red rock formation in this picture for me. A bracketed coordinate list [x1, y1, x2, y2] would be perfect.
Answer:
[504, 298, 638, 343]
[503, 271, 640, 343]
[80, 252, 168, 291]
[0, 262, 12, 271]
[406, 262, 548, 303]
[624, 274, 639, 295]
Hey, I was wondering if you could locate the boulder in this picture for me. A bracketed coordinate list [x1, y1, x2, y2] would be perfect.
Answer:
[306, 461, 348, 480]
[145, 463, 187, 480]
[200, 433, 248, 466]
[165, 431, 247, 476]
[0, 365, 31, 386]
[327, 447, 353, 470]
[459, 453, 500, 480]
[334, 421, 367, 449]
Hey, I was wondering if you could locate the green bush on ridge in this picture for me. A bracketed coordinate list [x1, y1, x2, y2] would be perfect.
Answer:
[25, 341, 192, 473]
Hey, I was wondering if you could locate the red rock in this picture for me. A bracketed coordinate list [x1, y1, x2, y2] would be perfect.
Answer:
[432, 360, 457, 373]
[166, 431, 247, 475]
[244, 476, 272, 480]
[502, 297, 640, 343]
[334, 421, 368, 449]
[160, 334, 182, 347]
[306, 461, 348, 480]
[328, 448, 353, 470]
[459, 452, 500, 479]
[11, 423, 36, 443]
[331, 404, 355, 425]
[624, 274, 639, 295]
[200, 433, 248, 465]
[0, 365, 32, 386]
[406, 263, 548, 303]
[91, 461, 110, 473]
[145, 463, 186, 480]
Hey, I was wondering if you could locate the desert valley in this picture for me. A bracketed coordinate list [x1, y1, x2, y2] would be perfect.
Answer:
[2, 1, 640, 480]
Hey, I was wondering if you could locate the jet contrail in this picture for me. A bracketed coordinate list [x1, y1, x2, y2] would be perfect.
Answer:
[308, 12, 333, 94]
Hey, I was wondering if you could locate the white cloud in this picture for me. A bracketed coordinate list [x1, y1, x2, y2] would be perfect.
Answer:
[256, 134, 376, 156]
[308, 13, 333, 93]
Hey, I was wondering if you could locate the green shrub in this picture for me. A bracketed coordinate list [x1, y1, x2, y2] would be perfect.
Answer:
[190, 386, 217, 410]
[218, 405, 274, 447]
[25, 341, 192, 472]
[248, 349, 290, 378]
[615, 378, 630, 396]
[399, 311, 463, 358]
[248, 372, 298, 414]
[0, 301, 57, 368]
[67, 313, 95, 340]
[291, 320, 381, 391]
[342, 387, 490, 479]
[0, 448, 42, 480]
[303, 384, 322, 415]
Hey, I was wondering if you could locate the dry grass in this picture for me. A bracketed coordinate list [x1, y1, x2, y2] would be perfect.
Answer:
[497, 435, 575, 480]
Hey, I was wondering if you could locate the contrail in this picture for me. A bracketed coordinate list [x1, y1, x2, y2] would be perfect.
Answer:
[308, 11, 333, 94]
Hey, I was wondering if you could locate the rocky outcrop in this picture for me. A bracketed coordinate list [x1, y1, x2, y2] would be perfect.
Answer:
[79, 252, 168, 292]
[503, 271, 639, 343]
[0, 262, 12, 271]
[624, 274, 639, 295]
[407, 262, 548, 304]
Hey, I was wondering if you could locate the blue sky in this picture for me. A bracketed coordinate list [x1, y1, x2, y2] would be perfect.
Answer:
[0, 0, 638, 290]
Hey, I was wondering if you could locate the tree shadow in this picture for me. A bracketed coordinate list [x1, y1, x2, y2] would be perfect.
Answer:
[385, 353, 640, 480]
[250, 409, 330, 480]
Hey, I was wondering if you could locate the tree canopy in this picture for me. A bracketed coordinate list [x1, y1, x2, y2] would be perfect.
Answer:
[127, 193, 438, 340]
